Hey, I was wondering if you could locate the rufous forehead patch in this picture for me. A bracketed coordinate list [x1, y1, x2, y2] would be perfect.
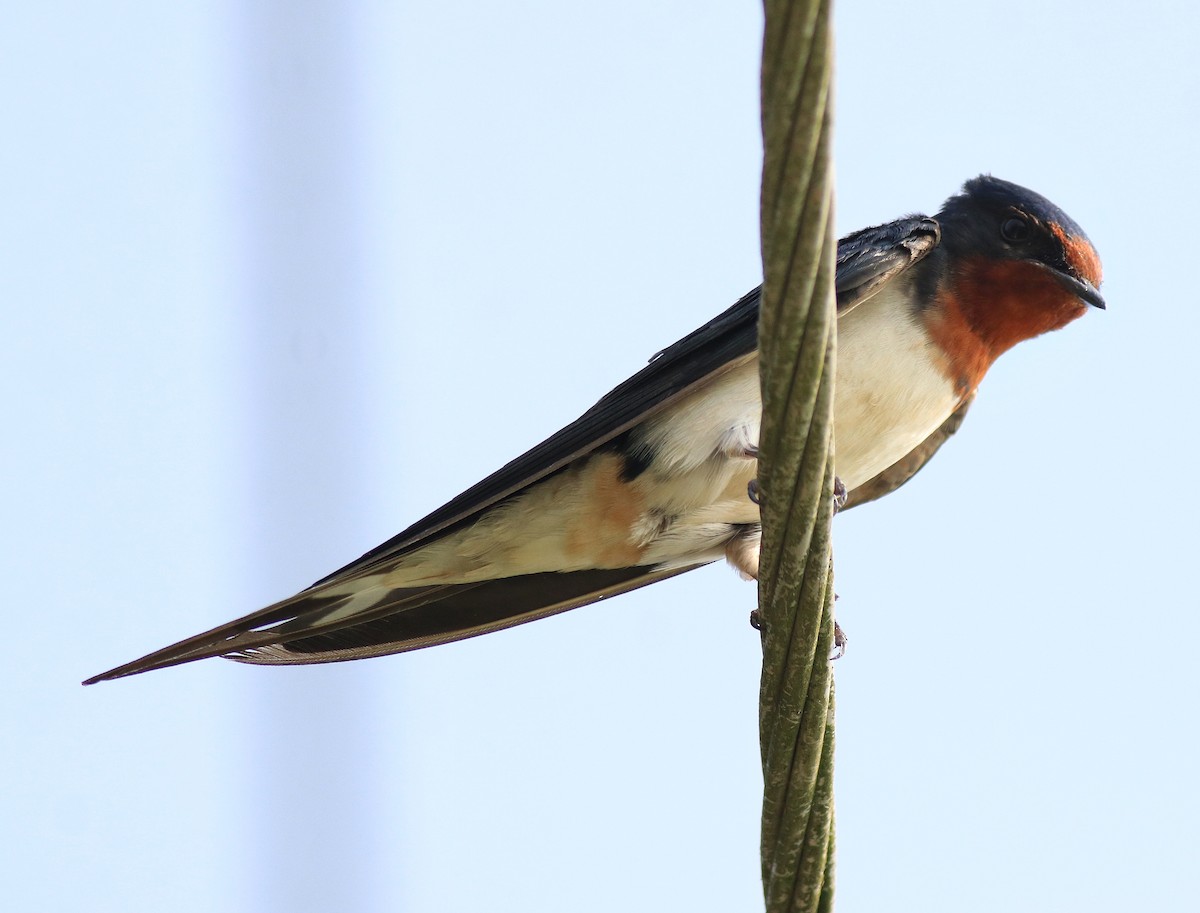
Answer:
[1050, 222, 1103, 286]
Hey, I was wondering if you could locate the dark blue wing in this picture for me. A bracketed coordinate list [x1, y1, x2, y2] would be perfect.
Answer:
[835, 216, 941, 313]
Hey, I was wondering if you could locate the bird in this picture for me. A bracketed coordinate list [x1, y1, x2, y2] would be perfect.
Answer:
[84, 175, 1104, 685]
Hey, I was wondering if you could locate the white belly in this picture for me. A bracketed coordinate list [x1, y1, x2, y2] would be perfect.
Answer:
[833, 286, 960, 489]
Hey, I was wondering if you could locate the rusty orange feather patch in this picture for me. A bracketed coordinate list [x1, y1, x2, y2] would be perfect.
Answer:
[1050, 223, 1103, 287]
[562, 454, 647, 566]
[928, 257, 1090, 394]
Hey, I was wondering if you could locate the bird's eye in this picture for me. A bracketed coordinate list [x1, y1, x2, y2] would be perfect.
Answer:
[1001, 217, 1031, 243]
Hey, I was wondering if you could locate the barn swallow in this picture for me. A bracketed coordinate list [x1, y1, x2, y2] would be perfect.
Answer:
[84, 175, 1103, 684]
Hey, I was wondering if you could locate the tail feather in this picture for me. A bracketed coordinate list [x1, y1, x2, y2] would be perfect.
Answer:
[232, 565, 693, 665]
[83, 564, 699, 683]
[81, 587, 347, 684]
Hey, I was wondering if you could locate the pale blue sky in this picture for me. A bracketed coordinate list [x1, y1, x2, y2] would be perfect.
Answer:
[6, 2, 1199, 911]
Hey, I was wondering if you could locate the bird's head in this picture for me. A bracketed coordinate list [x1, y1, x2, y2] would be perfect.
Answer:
[926, 175, 1104, 388]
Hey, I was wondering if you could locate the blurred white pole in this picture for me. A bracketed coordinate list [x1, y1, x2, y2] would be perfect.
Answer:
[231, 3, 382, 910]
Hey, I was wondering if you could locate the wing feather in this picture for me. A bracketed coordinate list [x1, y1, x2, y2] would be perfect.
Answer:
[835, 216, 940, 313]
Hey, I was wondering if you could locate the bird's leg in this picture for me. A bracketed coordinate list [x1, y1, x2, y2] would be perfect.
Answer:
[744, 444, 761, 504]
[740, 446, 847, 649]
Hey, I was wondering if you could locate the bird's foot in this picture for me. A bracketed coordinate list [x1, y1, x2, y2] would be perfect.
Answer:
[831, 620, 847, 661]
[833, 476, 847, 513]
[745, 445, 762, 504]
[750, 613, 846, 658]
[748, 467, 842, 511]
